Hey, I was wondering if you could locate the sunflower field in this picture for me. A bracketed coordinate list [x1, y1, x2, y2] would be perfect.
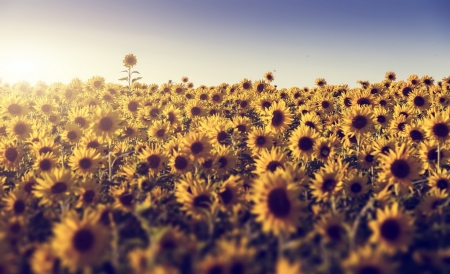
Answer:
[0, 54, 450, 274]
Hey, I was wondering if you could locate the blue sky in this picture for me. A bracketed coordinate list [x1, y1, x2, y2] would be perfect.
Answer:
[0, 0, 449, 88]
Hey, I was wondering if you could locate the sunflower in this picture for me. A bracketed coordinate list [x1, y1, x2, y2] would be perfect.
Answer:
[90, 107, 122, 144]
[168, 152, 193, 175]
[298, 111, 322, 132]
[315, 213, 349, 244]
[1, 94, 29, 117]
[67, 106, 91, 130]
[68, 147, 101, 177]
[315, 93, 334, 113]
[110, 183, 136, 212]
[341, 106, 374, 140]
[351, 89, 374, 107]
[263, 100, 293, 134]
[418, 140, 449, 171]
[389, 115, 409, 136]
[428, 168, 450, 193]
[33, 152, 58, 174]
[137, 144, 167, 176]
[343, 246, 396, 274]
[372, 137, 396, 157]
[214, 145, 237, 175]
[87, 76, 105, 92]
[393, 104, 414, 121]
[120, 120, 143, 140]
[357, 145, 377, 169]
[34, 97, 57, 116]
[175, 173, 216, 220]
[148, 120, 170, 142]
[368, 203, 413, 254]
[239, 78, 252, 91]
[216, 175, 245, 212]
[310, 163, 344, 202]
[404, 123, 426, 144]
[0, 140, 22, 171]
[372, 107, 391, 129]
[407, 88, 430, 112]
[30, 243, 58, 274]
[313, 136, 337, 162]
[264, 71, 275, 82]
[52, 210, 110, 272]
[344, 170, 370, 198]
[6, 116, 32, 140]
[123, 53, 137, 68]
[75, 178, 101, 208]
[34, 168, 75, 206]
[246, 127, 273, 156]
[407, 74, 420, 86]
[378, 144, 422, 194]
[121, 96, 141, 116]
[289, 125, 320, 162]
[252, 170, 302, 236]
[164, 105, 181, 129]
[423, 112, 450, 143]
[181, 131, 211, 163]
[421, 75, 434, 87]
[254, 148, 286, 175]
[61, 122, 83, 144]
[416, 188, 447, 217]
[2, 189, 29, 216]
[18, 171, 38, 197]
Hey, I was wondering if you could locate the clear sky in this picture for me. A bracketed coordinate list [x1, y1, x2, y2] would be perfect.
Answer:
[0, 0, 449, 88]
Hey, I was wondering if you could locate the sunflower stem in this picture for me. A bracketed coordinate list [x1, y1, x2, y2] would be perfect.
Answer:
[350, 198, 374, 250]
[108, 144, 112, 181]
[438, 141, 441, 169]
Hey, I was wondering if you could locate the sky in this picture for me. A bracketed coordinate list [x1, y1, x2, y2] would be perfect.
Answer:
[0, 0, 449, 89]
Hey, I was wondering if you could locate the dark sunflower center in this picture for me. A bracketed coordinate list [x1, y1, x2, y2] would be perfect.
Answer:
[413, 96, 425, 106]
[427, 148, 443, 162]
[191, 107, 201, 116]
[432, 123, 449, 138]
[199, 94, 208, 100]
[218, 157, 228, 168]
[67, 131, 78, 140]
[357, 98, 370, 106]
[190, 142, 204, 155]
[390, 159, 410, 179]
[193, 194, 211, 209]
[267, 188, 291, 218]
[437, 179, 449, 190]
[13, 200, 26, 214]
[73, 229, 95, 252]
[93, 81, 102, 88]
[320, 146, 330, 157]
[124, 127, 134, 136]
[119, 193, 134, 207]
[242, 82, 251, 90]
[5, 147, 18, 162]
[397, 122, 406, 131]
[147, 155, 161, 169]
[39, 159, 52, 171]
[271, 110, 285, 127]
[128, 101, 138, 111]
[380, 218, 401, 242]
[326, 224, 342, 241]
[305, 121, 316, 129]
[298, 137, 314, 151]
[266, 161, 283, 172]
[212, 94, 221, 102]
[377, 115, 386, 123]
[352, 115, 368, 130]
[168, 113, 176, 124]
[409, 130, 423, 141]
[156, 129, 166, 138]
[322, 178, 336, 192]
[51, 182, 67, 194]
[74, 117, 86, 127]
[321, 101, 330, 109]
[344, 98, 352, 107]
[24, 182, 35, 193]
[174, 156, 188, 170]
[99, 117, 113, 131]
[87, 141, 100, 149]
[424, 79, 432, 85]
[150, 109, 159, 117]
[365, 154, 374, 163]
[350, 182, 362, 193]
[41, 104, 51, 113]
[83, 190, 96, 203]
[79, 158, 93, 170]
[262, 101, 271, 109]
[175, 88, 183, 94]
[202, 159, 213, 169]
[402, 87, 412, 97]
[8, 104, 22, 115]
[217, 131, 228, 144]
[240, 101, 248, 108]
[381, 146, 391, 155]
[236, 124, 247, 133]
[219, 187, 233, 205]
[14, 123, 27, 135]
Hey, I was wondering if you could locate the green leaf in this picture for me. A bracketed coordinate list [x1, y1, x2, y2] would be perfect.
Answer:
[131, 71, 140, 74]
[131, 77, 142, 83]
[118, 77, 128, 81]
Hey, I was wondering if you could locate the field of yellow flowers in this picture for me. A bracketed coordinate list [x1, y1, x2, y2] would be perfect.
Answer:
[0, 54, 450, 273]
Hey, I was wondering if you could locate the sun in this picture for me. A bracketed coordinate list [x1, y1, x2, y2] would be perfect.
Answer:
[0, 53, 41, 84]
